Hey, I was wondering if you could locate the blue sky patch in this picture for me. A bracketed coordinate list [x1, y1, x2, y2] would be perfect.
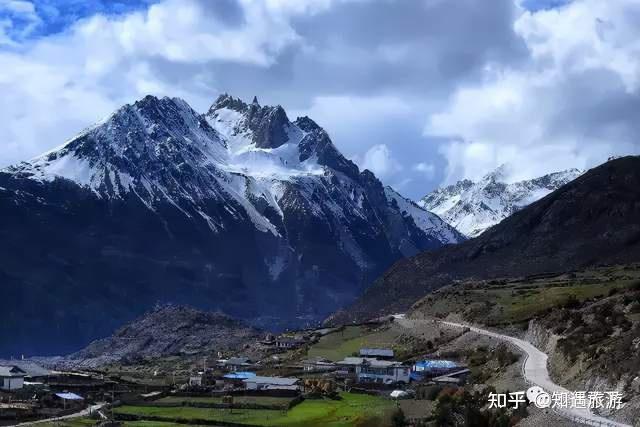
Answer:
[520, 0, 572, 12]
[1, 0, 156, 43]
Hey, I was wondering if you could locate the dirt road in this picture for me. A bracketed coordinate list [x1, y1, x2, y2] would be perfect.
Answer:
[396, 316, 630, 427]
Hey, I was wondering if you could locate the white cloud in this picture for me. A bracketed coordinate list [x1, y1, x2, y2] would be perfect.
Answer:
[412, 162, 435, 179]
[0, 0, 37, 17]
[2, 0, 638, 200]
[0, 0, 312, 165]
[0, 0, 41, 43]
[427, 0, 640, 184]
[361, 144, 401, 178]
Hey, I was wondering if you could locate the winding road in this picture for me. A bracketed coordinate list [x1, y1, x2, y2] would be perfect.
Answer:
[396, 317, 630, 427]
[10, 403, 105, 426]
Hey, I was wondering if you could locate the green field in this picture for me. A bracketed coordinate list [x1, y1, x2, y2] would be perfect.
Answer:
[157, 394, 293, 407]
[114, 392, 394, 427]
[498, 281, 630, 322]
[38, 419, 96, 427]
[39, 421, 205, 427]
[306, 326, 398, 361]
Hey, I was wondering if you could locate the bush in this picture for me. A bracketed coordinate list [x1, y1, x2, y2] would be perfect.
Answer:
[563, 295, 581, 309]
[391, 408, 407, 427]
[495, 344, 519, 367]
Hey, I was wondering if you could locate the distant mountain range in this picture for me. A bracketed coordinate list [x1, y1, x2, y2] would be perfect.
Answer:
[0, 94, 462, 356]
[419, 166, 583, 237]
[329, 156, 640, 324]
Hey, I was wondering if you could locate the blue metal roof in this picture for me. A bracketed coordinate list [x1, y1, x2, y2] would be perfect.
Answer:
[55, 392, 84, 400]
[223, 371, 256, 380]
[413, 360, 458, 371]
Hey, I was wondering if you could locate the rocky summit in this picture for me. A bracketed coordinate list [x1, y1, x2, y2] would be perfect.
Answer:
[0, 94, 463, 357]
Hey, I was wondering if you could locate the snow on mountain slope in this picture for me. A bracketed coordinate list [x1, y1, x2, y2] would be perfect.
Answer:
[7, 94, 461, 246]
[419, 167, 583, 238]
[0, 93, 466, 355]
[384, 186, 465, 244]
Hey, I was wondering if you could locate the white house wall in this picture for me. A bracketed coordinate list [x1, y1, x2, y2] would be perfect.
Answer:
[2, 377, 24, 390]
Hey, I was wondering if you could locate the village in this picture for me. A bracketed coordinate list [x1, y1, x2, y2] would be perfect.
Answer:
[0, 318, 476, 426]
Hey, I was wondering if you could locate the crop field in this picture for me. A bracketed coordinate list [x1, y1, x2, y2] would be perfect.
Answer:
[306, 326, 399, 361]
[156, 394, 294, 407]
[39, 421, 204, 427]
[112, 392, 394, 427]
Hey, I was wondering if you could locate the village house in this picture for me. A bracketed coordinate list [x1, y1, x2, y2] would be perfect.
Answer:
[359, 348, 394, 360]
[357, 359, 410, 384]
[335, 357, 374, 377]
[220, 357, 252, 371]
[335, 357, 410, 384]
[302, 357, 335, 372]
[261, 333, 275, 345]
[242, 376, 300, 391]
[0, 365, 26, 391]
[275, 336, 306, 349]
[9, 361, 51, 383]
[189, 375, 203, 387]
[222, 371, 256, 388]
[411, 359, 463, 381]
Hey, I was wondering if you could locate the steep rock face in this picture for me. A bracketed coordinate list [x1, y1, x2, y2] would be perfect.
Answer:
[329, 156, 640, 324]
[0, 94, 461, 356]
[420, 167, 583, 237]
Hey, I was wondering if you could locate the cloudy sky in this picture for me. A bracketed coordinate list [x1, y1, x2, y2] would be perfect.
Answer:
[1, 0, 639, 198]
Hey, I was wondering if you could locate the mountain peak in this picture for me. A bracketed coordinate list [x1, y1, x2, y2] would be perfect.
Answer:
[211, 93, 249, 112]
[421, 166, 583, 237]
[480, 164, 509, 183]
[207, 95, 292, 149]
[5, 94, 226, 200]
[0, 92, 469, 355]
[294, 116, 321, 132]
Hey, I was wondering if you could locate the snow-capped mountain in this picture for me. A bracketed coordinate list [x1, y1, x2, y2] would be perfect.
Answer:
[0, 94, 461, 356]
[419, 166, 583, 237]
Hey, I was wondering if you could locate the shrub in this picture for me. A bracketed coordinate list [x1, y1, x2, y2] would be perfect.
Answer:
[563, 295, 581, 309]
[391, 408, 407, 427]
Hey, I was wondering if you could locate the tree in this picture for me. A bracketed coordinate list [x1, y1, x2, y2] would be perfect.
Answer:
[391, 408, 407, 427]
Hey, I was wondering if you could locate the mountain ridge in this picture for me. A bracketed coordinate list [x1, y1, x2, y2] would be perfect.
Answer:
[0, 93, 461, 356]
[328, 156, 640, 325]
[419, 167, 583, 237]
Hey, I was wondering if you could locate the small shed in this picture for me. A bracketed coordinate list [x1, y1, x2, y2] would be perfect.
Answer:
[55, 392, 84, 409]
[0, 366, 26, 391]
